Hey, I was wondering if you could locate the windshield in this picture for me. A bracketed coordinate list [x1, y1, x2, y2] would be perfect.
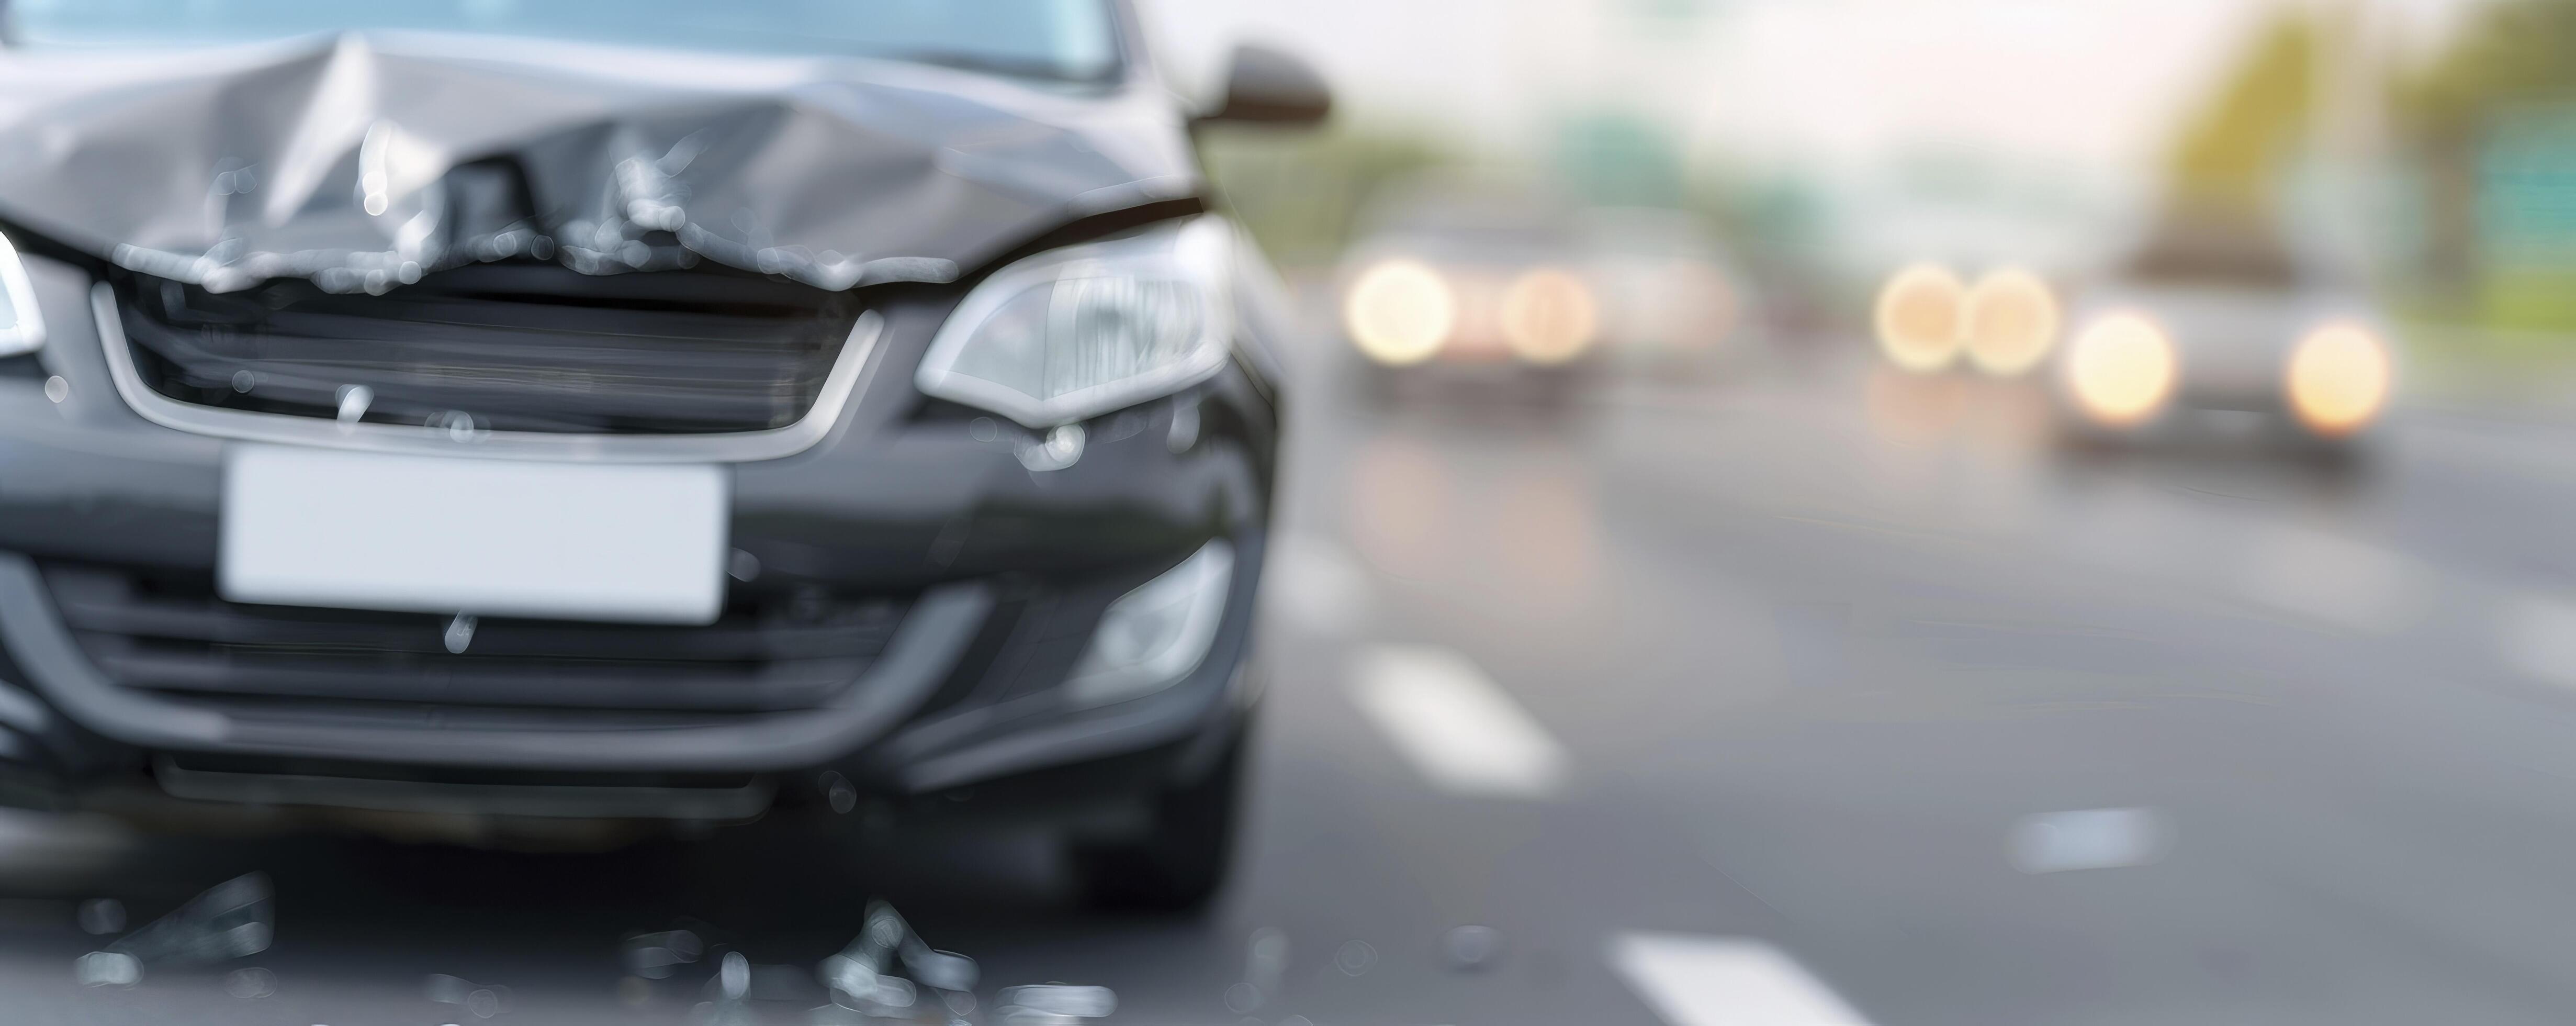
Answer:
[2122, 213, 2302, 290]
[6, 0, 1125, 81]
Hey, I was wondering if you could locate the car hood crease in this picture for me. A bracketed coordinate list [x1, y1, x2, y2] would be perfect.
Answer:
[0, 31, 1202, 294]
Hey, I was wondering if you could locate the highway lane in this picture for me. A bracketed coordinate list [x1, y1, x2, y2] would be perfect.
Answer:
[1263, 360, 2576, 1025]
[4, 351, 2576, 1023]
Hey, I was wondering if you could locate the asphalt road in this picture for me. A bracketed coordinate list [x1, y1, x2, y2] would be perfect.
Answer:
[9, 340, 2576, 1024]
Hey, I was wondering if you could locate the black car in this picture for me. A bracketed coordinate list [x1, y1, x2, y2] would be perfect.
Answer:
[0, 0, 1327, 910]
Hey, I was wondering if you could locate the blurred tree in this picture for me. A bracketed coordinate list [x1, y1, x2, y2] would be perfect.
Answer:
[1554, 109, 1686, 209]
[1197, 126, 1453, 266]
[2398, 0, 2576, 323]
[2166, 12, 2318, 221]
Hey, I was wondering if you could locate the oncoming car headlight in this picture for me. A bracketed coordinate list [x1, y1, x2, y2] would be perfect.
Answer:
[1499, 267, 1598, 365]
[916, 217, 1233, 429]
[1962, 267, 2059, 376]
[0, 231, 47, 357]
[2285, 322, 2391, 438]
[1874, 263, 1965, 372]
[1344, 259, 1456, 366]
[2065, 312, 2177, 427]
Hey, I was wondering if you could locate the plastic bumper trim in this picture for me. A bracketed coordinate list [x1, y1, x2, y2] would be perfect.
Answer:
[0, 551, 993, 773]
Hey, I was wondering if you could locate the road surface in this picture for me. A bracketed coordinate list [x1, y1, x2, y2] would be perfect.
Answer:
[8, 341, 2576, 1025]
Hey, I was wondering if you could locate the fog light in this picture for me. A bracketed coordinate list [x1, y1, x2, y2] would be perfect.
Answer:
[1066, 541, 1235, 707]
[2065, 312, 2177, 427]
[2285, 322, 2391, 438]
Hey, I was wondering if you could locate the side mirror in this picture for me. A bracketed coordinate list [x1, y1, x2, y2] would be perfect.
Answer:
[1200, 43, 1332, 127]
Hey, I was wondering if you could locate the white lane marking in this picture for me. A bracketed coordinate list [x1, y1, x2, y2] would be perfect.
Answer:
[2500, 594, 2576, 688]
[2007, 807, 2172, 874]
[1348, 644, 1569, 799]
[1608, 933, 1873, 1026]
[1263, 533, 1373, 637]
[2233, 524, 2423, 634]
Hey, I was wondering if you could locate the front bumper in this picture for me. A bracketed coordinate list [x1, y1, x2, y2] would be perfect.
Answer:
[0, 249, 1279, 822]
[2049, 374, 2373, 449]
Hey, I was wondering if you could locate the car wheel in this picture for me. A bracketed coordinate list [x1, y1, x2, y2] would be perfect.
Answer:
[1064, 726, 1247, 913]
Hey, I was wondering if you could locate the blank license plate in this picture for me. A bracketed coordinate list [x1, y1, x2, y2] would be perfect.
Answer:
[221, 445, 728, 625]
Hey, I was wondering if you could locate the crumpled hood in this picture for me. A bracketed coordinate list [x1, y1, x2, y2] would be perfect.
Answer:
[0, 32, 1201, 293]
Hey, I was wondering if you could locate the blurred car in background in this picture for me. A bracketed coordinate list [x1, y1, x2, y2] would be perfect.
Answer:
[1333, 178, 1742, 406]
[1577, 206, 1748, 377]
[1874, 261, 2065, 379]
[1337, 177, 1604, 404]
[1871, 215, 2392, 456]
[2053, 216, 2394, 455]
[0, 0, 1328, 911]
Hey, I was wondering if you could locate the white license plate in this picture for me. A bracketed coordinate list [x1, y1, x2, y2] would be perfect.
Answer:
[221, 445, 728, 625]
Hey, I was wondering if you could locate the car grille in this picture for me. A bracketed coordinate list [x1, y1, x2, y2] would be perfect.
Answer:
[40, 562, 909, 722]
[110, 263, 865, 436]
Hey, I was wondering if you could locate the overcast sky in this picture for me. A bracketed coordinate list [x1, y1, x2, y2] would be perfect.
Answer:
[1140, 0, 2489, 180]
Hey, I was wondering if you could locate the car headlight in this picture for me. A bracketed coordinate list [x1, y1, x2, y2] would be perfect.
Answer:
[1066, 540, 1235, 708]
[1500, 268, 1599, 365]
[2065, 312, 2178, 427]
[916, 217, 1233, 429]
[2285, 322, 2391, 438]
[1962, 267, 2059, 376]
[1344, 259, 1456, 366]
[1874, 263, 1965, 372]
[0, 231, 48, 357]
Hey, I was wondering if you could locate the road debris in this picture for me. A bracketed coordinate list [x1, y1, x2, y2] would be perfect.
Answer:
[73, 951, 139, 988]
[76, 898, 125, 936]
[1444, 925, 1504, 972]
[1334, 939, 1378, 977]
[812, 901, 983, 1023]
[622, 929, 706, 980]
[694, 951, 757, 1026]
[223, 967, 277, 999]
[428, 973, 511, 1019]
[76, 873, 274, 988]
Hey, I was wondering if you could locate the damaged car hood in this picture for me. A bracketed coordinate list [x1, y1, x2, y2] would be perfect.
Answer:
[0, 31, 1202, 293]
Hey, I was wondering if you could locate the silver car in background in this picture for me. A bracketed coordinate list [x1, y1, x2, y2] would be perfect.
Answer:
[2053, 217, 2395, 454]
[1872, 214, 2394, 456]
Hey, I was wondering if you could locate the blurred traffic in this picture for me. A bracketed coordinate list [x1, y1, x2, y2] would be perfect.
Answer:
[1334, 176, 1743, 394]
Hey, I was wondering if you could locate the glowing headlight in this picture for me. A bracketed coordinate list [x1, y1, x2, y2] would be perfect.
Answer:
[1500, 268, 1599, 365]
[1344, 260, 1456, 366]
[916, 218, 1232, 429]
[2285, 322, 2391, 438]
[1066, 541, 1234, 708]
[2065, 313, 2178, 427]
[0, 231, 46, 357]
[1962, 267, 2060, 376]
[1874, 263, 1965, 372]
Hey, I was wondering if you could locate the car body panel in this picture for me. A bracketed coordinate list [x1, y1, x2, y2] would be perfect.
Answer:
[0, 30, 1202, 295]
[2051, 216, 2388, 442]
[0, 6, 1291, 839]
